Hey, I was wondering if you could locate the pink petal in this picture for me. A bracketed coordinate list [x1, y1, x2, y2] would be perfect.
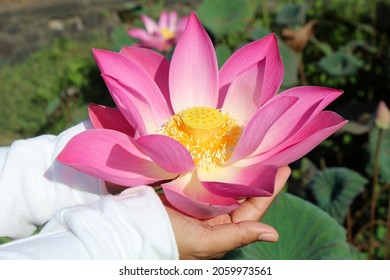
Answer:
[222, 59, 266, 122]
[169, 13, 219, 113]
[158, 11, 169, 29]
[128, 28, 152, 41]
[57, 129, 176, 186]
[198, 164, 277, 198]
[168, 11, 178, 31]
[254, 86, 343, 154]
[92, 49, 172, 131]
[176, 16, 189, 37]
[102, 74, 147, 137]
[162, 172, 240, 219]
[119, 47, 172, 111]
[228, 96, 298, 164]
[219, 33, 283, 107]
[244, 111, 348, 167]
[88, 103, 135, 136]
[141, 14, 158, 34]
[137, 134, 195, 174]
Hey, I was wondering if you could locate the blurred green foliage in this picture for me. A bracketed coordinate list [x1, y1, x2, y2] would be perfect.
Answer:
[1, 0, 390, 259]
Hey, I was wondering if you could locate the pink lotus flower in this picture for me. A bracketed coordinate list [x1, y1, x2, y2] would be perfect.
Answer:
[57, 13, 347, 219]
[128, 11, 188, 52]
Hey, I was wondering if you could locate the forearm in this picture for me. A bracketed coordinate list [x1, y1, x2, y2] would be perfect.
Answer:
[0, 187, 179, 260]
[0, 122, 108, 239]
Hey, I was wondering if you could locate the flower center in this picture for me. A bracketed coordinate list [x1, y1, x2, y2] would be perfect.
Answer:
[160, 107, 242, 168]
[160, 28, 175, 40]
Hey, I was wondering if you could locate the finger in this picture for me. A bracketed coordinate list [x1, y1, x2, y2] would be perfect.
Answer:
[205, 221, 279, 258]
[231, 165, 291, 223]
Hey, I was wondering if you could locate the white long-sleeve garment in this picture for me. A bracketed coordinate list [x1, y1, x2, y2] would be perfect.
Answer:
[0, 122, 179, 259]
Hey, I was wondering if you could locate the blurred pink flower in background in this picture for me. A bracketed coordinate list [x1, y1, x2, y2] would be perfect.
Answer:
[128, 11, 188, 52]
[58, 13, 347, 219]
[375, 101, 390, 130]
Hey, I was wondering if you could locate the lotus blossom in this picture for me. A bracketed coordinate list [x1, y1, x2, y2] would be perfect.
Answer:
[57, 13, 347, 219]
[375, 101, 390, 130]
[128, 11, 188, 52]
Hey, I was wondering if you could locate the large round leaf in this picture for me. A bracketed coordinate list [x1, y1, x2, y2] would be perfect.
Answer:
[309, 167, 367, 224]
[224, 192, 352, 259]
[197, 0, 257, 37]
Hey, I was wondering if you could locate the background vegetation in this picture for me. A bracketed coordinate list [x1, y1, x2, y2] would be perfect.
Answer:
[1, 0, 389, 259]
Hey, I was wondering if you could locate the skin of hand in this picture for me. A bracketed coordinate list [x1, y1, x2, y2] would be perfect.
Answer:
[162, 166, 291, 260]
[106, 165, 291, 260]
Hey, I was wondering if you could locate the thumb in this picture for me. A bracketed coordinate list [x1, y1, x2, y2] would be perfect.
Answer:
[207, 221, 279, 254]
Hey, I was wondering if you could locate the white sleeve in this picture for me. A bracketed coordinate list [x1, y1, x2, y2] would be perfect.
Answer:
[0, 121, 108, 239]
[0, 187, 179, 260]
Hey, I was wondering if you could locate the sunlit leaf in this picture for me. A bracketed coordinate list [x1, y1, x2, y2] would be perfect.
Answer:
[45, 97, 62, 116]
[318, 51, 364, 76]
[249, 22, 271, 41]
[308, 167, 367, 224]
[278, 41, 299, 87]
[110, 26, 137, 52]
[225, 193, 352, 259]
[215, 44, 232, 68]
[0, 236, 11, 245]
[197, 0, 257, 37]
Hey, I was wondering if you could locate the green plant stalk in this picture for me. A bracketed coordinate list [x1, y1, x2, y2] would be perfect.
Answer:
[369, 128, 383, 259]
[262, 0, 270, 30]
[385, 185, 390, 259]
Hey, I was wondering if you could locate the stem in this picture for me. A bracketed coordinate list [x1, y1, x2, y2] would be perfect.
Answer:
[298, 56, 308, 85]
[384, 189, 390, 259]
[346, 208, 353, 244]
[262, 0, 270, 30]
[369, 128, 383, 259]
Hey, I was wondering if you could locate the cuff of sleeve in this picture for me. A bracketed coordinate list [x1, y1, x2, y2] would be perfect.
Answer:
[42, 186, 179, 260]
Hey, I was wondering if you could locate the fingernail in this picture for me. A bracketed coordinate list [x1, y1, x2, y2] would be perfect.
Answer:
[257, 233, 278, 242]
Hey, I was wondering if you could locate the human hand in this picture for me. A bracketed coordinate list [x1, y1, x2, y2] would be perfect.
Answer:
[164, 165, 291, 260]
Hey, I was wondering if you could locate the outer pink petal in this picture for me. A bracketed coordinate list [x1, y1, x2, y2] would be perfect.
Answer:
[102, 74, 147, 137]
[57, 129, 176, 186]
[141, 14, 158, 34]
[228, 96, 298, 164]
[93, 49, 172, 131]
[219, 33, 283, 107]
[222, 59, 265, 122]
[88, 103, 135, 136]
[162, 172, 239, 219]
[137, 134, 195, 174]
[254, 86, 343, 154]
[119, 47, 172, 111]
[198, 164, 277, 198]
[242, 111, 348, 167]
[169, 13, 219, 113]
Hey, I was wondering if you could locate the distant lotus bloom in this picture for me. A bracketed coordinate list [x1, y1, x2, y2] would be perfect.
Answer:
[128, 11, 188, 52]
[375, 101, 390, 130]
[58, 13, 347, 219]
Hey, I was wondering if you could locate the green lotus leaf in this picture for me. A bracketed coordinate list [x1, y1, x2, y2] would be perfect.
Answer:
[309, 167, 367, 224]
[197, 0, 257, 37]
[225, 192, 352, 259]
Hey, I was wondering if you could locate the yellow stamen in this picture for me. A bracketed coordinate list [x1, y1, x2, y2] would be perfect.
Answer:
[160, 28, 175, 40]
[160, 107, 242, 169]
